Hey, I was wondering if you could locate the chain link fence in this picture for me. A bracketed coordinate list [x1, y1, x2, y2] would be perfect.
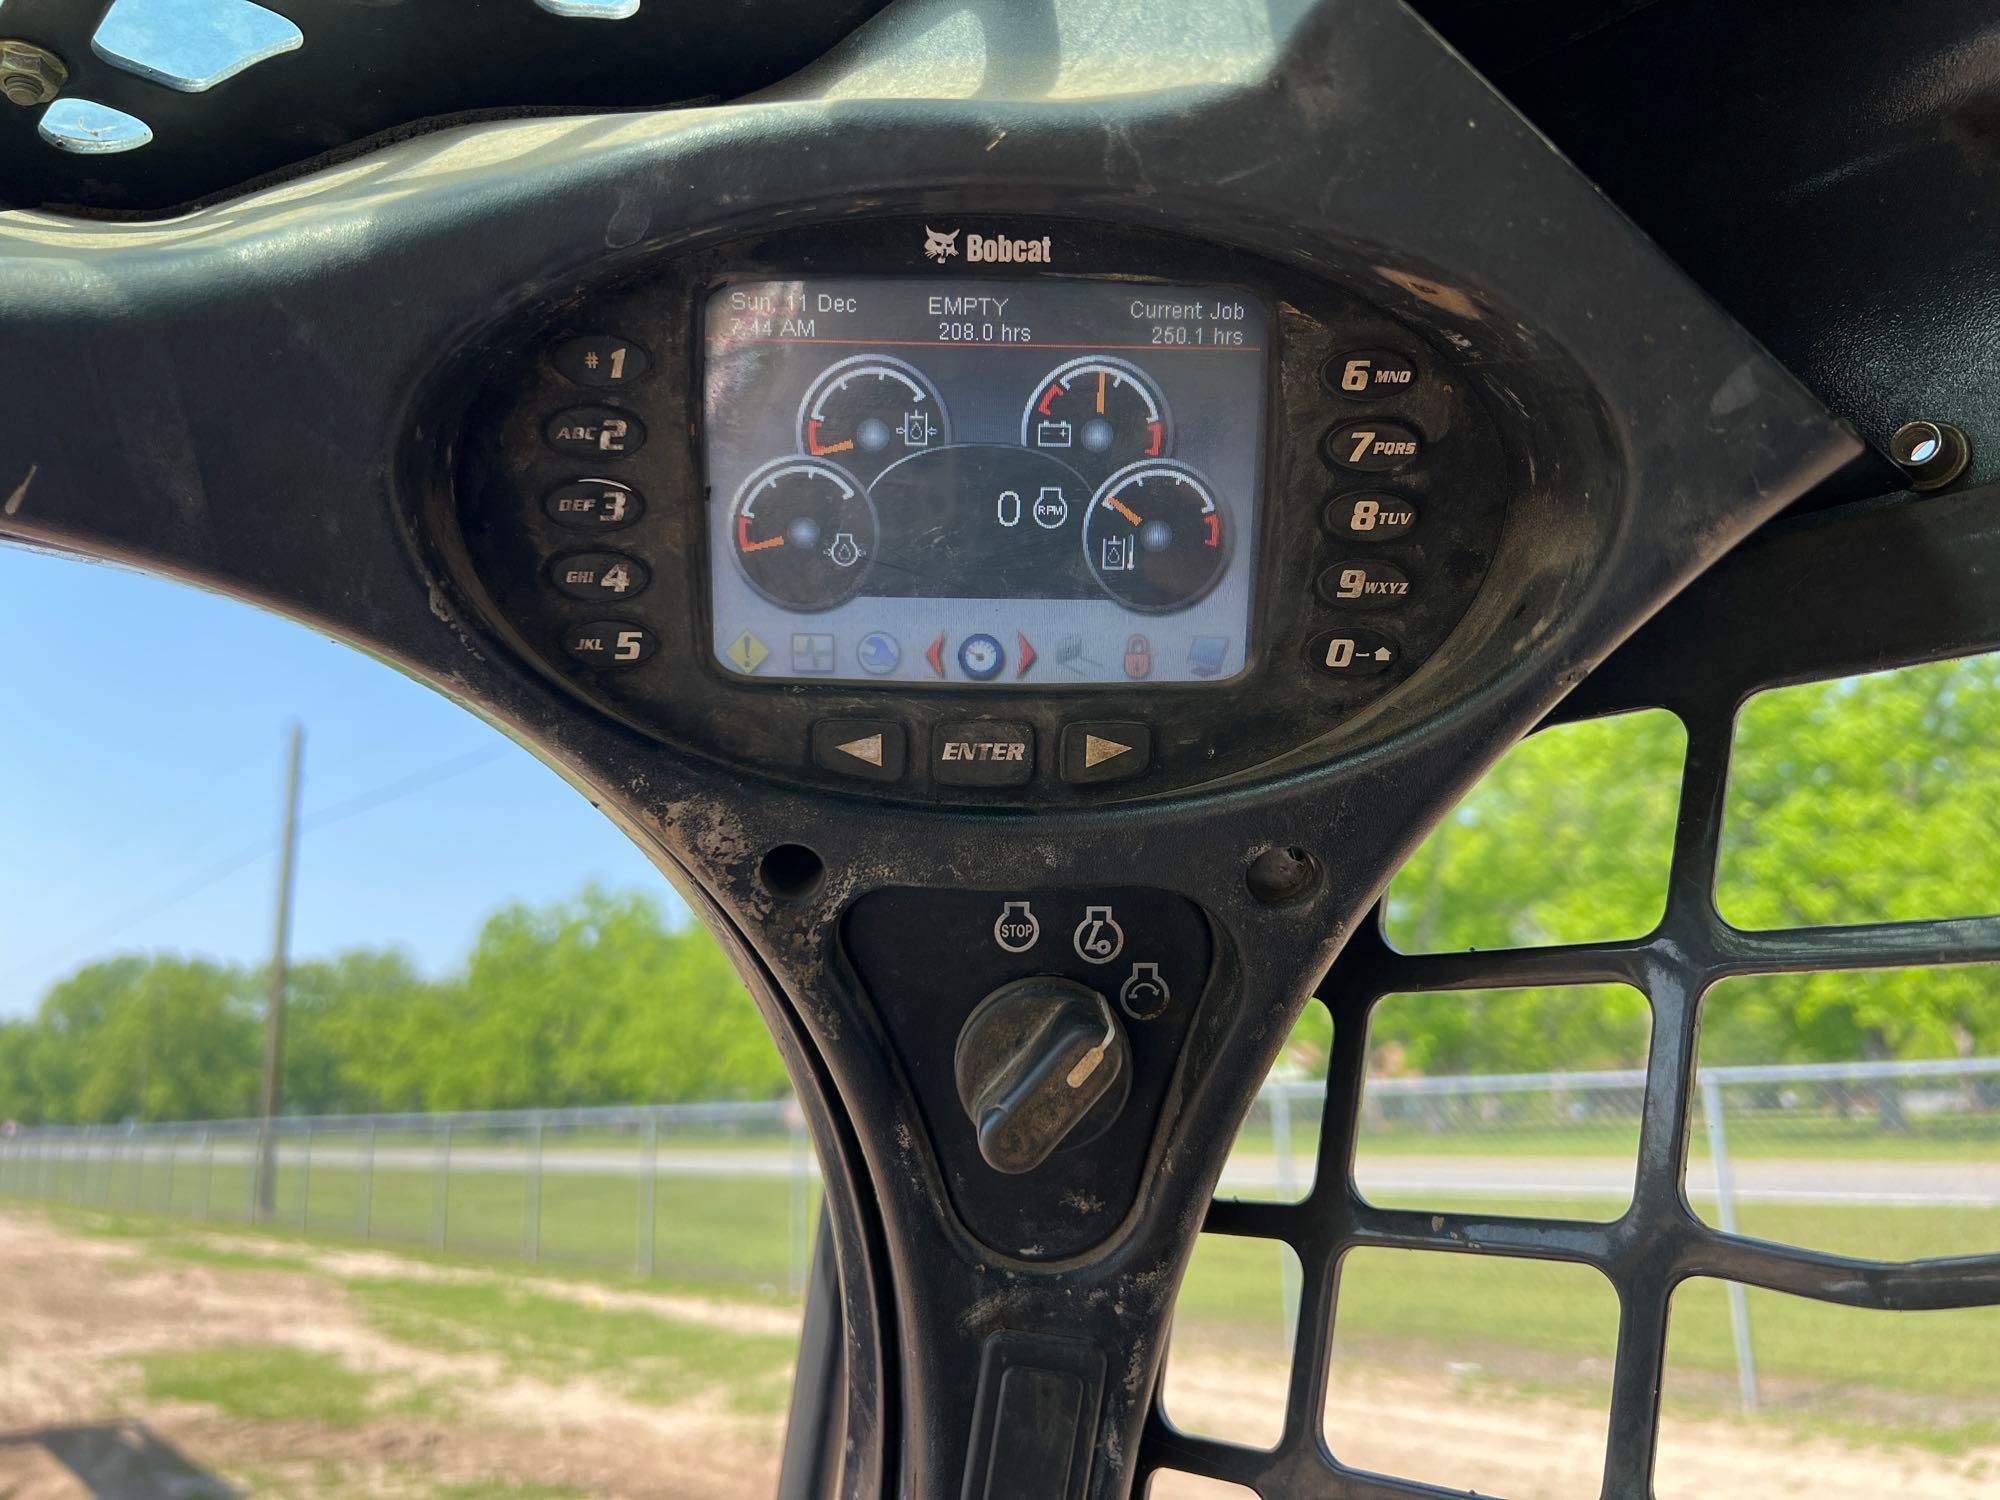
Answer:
[0, 1100, 820, 1293]
[1, 1058, 1992, 1330]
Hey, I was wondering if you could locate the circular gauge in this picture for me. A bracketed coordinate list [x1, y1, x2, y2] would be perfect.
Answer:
[1021, 356, 1169, 472]
[1082, 460, 1229, 612]
[729, 457, 878, 611]
[797, 355, 951, 481]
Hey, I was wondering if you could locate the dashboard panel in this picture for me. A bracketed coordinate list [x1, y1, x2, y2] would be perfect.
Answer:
[443, 219, 1518, 804]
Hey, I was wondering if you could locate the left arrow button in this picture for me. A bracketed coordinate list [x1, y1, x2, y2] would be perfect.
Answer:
[811, 720, 907, 783]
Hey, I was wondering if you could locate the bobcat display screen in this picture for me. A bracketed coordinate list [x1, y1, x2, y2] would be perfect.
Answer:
[702, 276, 1269, 686]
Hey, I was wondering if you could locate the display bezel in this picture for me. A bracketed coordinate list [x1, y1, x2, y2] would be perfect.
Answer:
[440, 215, 1518, 806]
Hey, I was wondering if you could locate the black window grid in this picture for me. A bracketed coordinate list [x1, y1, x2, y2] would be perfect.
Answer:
[1138, 489, 2000, 1498]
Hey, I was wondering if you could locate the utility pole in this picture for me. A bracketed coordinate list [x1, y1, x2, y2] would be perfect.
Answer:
[254, 723, 304, 1220]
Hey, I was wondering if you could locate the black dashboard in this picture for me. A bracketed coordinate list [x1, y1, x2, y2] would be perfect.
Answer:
[445, 221, 1515, 804]
[0, 4, 1883, 1495]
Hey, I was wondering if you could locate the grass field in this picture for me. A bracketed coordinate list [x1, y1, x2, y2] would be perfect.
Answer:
[1, 1196, 1993, 1498]
[4, 1113, 1994, 1474]
[14, 1175, 1994, 1451]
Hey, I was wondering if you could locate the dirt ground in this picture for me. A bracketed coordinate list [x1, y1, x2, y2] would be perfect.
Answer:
[0, 1212, 1992, 1500]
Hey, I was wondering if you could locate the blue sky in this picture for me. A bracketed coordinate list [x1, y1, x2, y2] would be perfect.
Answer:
[0, 545, 680, 1019]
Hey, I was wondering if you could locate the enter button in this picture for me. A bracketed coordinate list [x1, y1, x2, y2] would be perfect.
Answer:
[933, 720, 1035, 787]
[1059, 722, 1153, 786]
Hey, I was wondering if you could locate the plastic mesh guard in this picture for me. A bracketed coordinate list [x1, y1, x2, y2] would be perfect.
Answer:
[1139, 487, 2000, 1497]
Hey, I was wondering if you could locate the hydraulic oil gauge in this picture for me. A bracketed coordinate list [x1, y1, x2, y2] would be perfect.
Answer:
[729, 457, 878, 610]
[1083, 459, 1227, 612]
[797, 354, 951, 482]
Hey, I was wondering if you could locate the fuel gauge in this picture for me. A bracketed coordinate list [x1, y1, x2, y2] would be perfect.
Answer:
[797, 355, 951, 481]
[729, 457, 878, 611]
[1022, 356, 1169, 477]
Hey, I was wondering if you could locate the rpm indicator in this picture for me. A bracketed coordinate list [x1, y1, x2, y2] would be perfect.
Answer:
[729, 457, 878, 611]
[798, 355, 950, 481]
[1022, 357, 1169, 475]
[1082, 460, 1228, 612]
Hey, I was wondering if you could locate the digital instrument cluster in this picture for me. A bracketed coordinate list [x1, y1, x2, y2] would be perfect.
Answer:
[447, 217, 1516, 802]
[701, 278, 1269, 686]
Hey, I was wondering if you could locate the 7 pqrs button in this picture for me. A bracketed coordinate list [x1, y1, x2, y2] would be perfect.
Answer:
[545, 479, 644, 531]
[563, 621, 657, 667]
[1324, 419, 1422, 472]
[549, 552, 650, 602]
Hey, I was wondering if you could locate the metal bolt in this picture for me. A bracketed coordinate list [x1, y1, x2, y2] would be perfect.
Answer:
[0, 40, 67, 108]
[1890, 419, 1971, 491]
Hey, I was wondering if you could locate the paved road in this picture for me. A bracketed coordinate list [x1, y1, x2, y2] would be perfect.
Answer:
[12, 1142, 1997, 1207]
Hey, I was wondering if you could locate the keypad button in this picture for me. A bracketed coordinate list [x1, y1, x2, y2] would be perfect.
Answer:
[811, 720, 908, 784]
[1306, 629, 1401, 678]
[1059, 722, 1152, 785]
[548, 551, 651, 603]
[551, 335, 650, 388]
[544, 479, 644, 531]
[932, 721, 1035, 787]
[562, 621, 657, 667]
[1323, 492, 1418, 540]
[1316, 559, 1412, 608]
[1324, 419, 1422, 472]
[545, 405, 645, 458]
[1325, 349, 1417, 401]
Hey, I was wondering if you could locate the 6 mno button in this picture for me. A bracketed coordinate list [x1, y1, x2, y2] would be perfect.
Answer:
[1307, 629, 1400, 678]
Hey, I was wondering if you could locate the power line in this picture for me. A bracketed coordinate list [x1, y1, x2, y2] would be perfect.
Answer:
[1, 741, 514, 996]
[298, 745, 509, 836]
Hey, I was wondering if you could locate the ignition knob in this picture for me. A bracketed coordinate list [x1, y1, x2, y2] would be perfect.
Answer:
[954, 976, 1130, 1175]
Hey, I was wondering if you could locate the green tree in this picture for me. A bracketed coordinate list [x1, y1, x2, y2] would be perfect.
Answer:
[27, 955, 260, 1123]
[1711, 653, 2000, 1067]
[450, 885, 784, 1109]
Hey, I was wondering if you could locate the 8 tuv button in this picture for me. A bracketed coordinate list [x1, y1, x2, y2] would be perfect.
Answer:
[1324, 492, 1417, 540]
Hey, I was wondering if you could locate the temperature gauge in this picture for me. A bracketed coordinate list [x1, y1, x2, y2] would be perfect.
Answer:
[1082, 460, 1228, 612]
[797, 355, 951, 481]
[729, 457, 878, 611]
[1022, 357, 1169, 476]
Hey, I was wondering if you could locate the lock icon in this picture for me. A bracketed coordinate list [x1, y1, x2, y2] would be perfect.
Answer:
[1123, 634, 1153, 679]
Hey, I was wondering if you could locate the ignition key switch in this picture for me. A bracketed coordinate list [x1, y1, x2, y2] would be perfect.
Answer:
[954, 977, 1129, 1174]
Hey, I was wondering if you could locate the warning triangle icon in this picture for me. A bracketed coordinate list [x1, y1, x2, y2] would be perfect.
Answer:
[837, 733, 884, 767]
[1083, 734, 1133, 768]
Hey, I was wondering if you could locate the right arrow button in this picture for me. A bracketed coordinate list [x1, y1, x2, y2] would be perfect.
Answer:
[1060, 721, 1153, 786]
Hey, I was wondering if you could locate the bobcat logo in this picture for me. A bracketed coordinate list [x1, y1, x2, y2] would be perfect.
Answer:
[923, 226, 959, 262]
